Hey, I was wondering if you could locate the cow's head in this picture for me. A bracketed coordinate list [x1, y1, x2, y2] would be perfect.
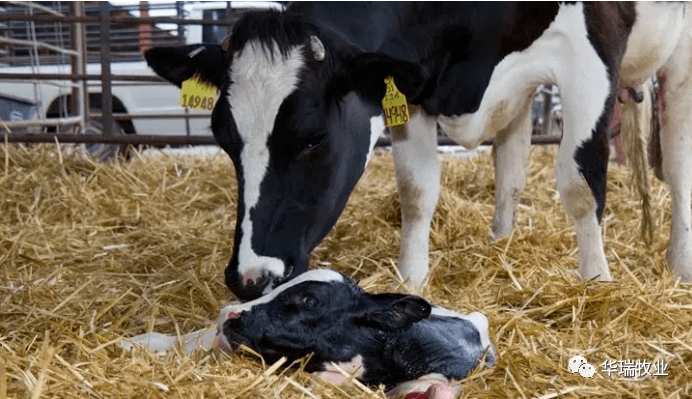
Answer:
[145, 11, 425, 300]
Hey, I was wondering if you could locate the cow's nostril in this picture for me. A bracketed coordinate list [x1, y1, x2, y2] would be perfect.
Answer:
[233, 276, 271, 300]
[244, 274, 269, 288]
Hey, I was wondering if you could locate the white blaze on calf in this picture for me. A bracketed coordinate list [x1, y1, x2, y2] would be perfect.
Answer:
[229, 40, 304, 288]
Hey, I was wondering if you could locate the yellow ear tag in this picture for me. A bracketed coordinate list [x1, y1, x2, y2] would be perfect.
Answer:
[180, 75, 218, 111]
[382, 76, 410, 127]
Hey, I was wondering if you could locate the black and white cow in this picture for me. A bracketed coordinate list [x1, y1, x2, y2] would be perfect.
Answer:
[123, 269, 494, 398]
[145, 2, 692, 300]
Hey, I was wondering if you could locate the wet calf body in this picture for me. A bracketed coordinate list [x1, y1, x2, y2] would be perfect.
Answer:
[217, 270, 495, 390]
[122, 270, 494, 396]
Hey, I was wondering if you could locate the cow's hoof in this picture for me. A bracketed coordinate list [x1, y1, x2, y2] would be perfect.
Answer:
[666, 247, 692, 282]
[578, 260, 612, 282]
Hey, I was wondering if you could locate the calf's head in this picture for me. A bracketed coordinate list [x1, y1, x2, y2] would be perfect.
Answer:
[216, 269, 432, 365]
[145, 11, 415, 300]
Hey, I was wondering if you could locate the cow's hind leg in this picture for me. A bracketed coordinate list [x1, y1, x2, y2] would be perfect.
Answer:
[556, 70, 614, 281]
[660, 27, 692, 281]
[555, 18, 624, 280]
[391, 105, 440, 291]
[492, 102, 533, 240]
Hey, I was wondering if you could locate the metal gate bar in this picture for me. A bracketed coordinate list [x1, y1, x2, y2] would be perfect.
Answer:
[1, 133, 563, 147]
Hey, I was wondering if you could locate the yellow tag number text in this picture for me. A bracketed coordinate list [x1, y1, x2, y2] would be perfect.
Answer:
[180, 76, 218, 111]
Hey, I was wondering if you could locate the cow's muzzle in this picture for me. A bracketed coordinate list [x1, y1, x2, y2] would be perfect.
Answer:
[226, 265, 294, 301]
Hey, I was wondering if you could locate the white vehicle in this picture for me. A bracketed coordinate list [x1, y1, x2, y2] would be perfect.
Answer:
[0, 1, 282, 158]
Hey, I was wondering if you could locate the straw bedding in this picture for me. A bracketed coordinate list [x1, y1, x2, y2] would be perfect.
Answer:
[1, 142, 690, 398]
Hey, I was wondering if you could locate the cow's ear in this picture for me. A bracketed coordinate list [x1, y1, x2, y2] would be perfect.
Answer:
[356, 294, 431, 331]
[344, 53, 425, 104]
[144, 44, 229, 88]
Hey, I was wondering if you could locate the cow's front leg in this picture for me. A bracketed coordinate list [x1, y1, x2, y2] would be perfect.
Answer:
[391, 105, 440, 291]
[492, 103, 533, 240]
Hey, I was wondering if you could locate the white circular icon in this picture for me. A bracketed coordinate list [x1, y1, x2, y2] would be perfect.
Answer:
[579, 363, 595, 378]
[568, 355, 587, 373]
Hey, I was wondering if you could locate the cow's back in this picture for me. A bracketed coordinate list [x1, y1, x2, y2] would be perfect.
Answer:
[289, 2, 561, 116]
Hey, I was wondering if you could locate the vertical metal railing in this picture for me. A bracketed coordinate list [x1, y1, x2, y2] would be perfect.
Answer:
[176, 1, 191, 137]
[99, 2, 113, 137]
[69, 1, 87, 134]
[541, 88, 552, 138]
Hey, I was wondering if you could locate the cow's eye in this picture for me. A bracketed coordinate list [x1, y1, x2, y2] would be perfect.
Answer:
[294, 136, 326, 162]
[302, 295, 318, 308]
[306, 136, 325, 149]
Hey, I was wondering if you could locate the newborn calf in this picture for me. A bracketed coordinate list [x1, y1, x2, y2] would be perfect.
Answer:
[123, 270, 494, 398]
[217, 270, 494, 395]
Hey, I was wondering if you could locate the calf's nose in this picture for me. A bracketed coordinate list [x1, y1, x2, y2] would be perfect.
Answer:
[217, 304, 242, 331]
[226, 311, 240, 320]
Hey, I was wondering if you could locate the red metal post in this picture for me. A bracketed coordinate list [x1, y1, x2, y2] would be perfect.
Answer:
[139, 1, 151, 52]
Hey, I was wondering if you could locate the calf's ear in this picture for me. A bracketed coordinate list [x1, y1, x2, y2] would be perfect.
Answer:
[144, 44, 229, 88]
[356, 294, 431, 331]
[344, 53, 426, 104]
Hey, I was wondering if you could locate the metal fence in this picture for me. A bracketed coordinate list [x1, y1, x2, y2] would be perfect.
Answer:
[1, 2, 182, 66]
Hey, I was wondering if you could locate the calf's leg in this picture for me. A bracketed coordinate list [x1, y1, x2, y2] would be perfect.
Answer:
[387, 374, 458, 399]
[391, 105, 440, 291]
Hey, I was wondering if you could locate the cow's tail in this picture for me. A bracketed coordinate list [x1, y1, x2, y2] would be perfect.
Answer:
[620, 79, 655, 246]
[649, 73, 664, 182]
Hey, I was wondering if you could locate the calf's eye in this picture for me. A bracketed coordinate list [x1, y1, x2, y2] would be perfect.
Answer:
[302, 295, 318, 308]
